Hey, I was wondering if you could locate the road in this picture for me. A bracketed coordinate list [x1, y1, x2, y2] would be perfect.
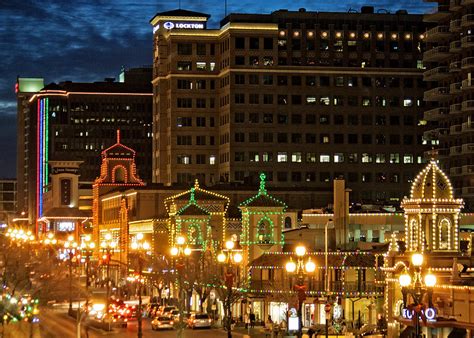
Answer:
[34, 308, 263, 337]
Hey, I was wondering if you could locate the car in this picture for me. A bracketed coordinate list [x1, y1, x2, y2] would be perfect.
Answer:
[151, 316, 174, 330]
[160, 306, 177, 316]
[187, 313, 212, 329]
[170, 309, 180, 321]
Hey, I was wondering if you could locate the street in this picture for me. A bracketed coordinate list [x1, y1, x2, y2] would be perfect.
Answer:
[32, 308, 262, 338]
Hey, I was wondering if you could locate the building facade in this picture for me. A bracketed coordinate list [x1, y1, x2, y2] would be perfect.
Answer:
[151, 7, 430, 203]
[16, 68, 153, 232]
[421, 0, 474, 209]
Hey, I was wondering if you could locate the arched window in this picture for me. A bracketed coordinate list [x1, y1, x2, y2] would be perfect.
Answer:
[257, 219, 272, 244]
[113, 166, 127, 183]
[439, 218, 450, 250]
[410, 219, 418, 251]
[284, 217, 292, 229]
[188, 223, 202, 245]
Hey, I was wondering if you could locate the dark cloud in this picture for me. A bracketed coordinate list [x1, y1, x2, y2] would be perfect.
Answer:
[0, 0, 430, 177]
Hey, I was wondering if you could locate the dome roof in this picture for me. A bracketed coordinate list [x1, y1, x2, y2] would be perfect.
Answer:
[409, 160, 453, 200]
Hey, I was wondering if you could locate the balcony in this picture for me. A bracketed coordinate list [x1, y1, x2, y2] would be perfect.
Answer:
[462, 121, 474, 132]
[423, 66, 450, 81]
[462, 56, 474, 69]
[450, 103, 462, 114]
[450, 124, 463, 135]
[450, 82, 462, 95]
[424, 107, 449, 121]
[450, 18, 462, 32]
[423, 46, 451, 62]
[450, 166, 463, 175]
[450, 145, 462, 155]
[424, 5, 451, 22]
[462, 14, 474, 27]
[424, 86, 450, 101]
[462, 143, 474, 154]
[462, 78, 474, 90]
[450, 60, 461, 72]
[462, 100, 474, 112]
[450, 0, 463, 11]
[423, 128, 449, 140]
[461, 187, 474, 196]
[450, 40, 462, 52]
[461, 36, 474, 48]
[462, 165, 474, 174]
[425, 26, 452, 42]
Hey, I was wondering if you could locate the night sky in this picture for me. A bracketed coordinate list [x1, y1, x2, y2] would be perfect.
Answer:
[0, 0, 432, 178]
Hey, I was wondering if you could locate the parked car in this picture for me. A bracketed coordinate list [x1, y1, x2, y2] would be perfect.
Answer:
[151, 316, 175, 330]
[146, 303, 160, 317]
[187, 313, 212, 329]
[160, 306, 177, 316]
[170, 309, 180, 321]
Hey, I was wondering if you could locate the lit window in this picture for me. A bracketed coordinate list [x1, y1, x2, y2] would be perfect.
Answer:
[361, 153, 372, 163]
[306, 96, 317, 104]
[291, 152, 302, 163]
[390, 153, 400, 163]
[376, 154, 386, 163]
[262, 152, 272, 162]
[403, 98, 413, 107]
[177, 155, 191, 165]
[250, 152, 260, 162]
[320, 155, 330, 163]
[334, 153, 344, 163]
[277, 152, 287, 162]
[209, 155, 216, 165]
[403, 154, 413, 164]
[306, 153, 316, 163]
[196, 62, 207, 70]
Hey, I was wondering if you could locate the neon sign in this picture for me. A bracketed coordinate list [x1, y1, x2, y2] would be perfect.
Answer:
[402, 307, 436, 321]
[154, 21, 205, 33]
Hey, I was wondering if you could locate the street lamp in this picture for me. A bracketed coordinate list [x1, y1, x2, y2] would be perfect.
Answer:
[398, 253, 437, 338]
[217, 239, 243, 338]
[100, 233, 117, 316]
[285, 245, 316, 338]
[64, 235, 79, 313]
[130, 233, 150, 338]
[170, 235, 191, 338]
[80, 235, 95, 291]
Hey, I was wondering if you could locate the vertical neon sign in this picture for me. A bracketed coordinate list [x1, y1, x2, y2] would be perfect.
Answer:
[36, 97, 49, 232]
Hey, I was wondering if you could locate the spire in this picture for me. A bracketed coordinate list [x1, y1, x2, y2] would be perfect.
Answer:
[190, 187, 196, 204]
[116, 129, 121, 144]
[258, 173, 267, 195]
[194, 179, 200, 189]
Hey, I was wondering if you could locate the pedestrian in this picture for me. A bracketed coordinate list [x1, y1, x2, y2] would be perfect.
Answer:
[250, 312, 256, 328]
[244, 312, 249, 329]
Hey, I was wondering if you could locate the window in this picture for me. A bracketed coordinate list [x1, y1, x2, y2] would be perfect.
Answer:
[177, 61, 192, 71]
[335, 76, 344, 87]
[234, 112, 244, 123]
[264, 37, 273, 49]
[234, 132, 245, 142]
[177, 43, 192, 55]
[361, 153, 373, 163]
[334, 134, 344, 144]
[390, 153, 400, 163]
[306, 114, 316, 124]
[320, 134, 330, 144]
[249, 152, 259, 162]
[348, 134, 358, 144]
[177, 155, 191, 164]
[196, 62, 206, 70]
[177, 98, 192, 108]
[235, 74, 245, 84]
[320, 96, 330, 106]
[362, 97, 372, 106]
[234, 152, 245, 162]
[257, 219, 272, 243]
[177, 79, 192, 89]
[320, 154, 330, 163]
[277, 76, 288, 86]
[348, 115, 358, 125]
[249, 94, 259, 104]
[291, 152, 302, 162]
[249, 132, 259, 142]
[291, 134, 302, 143]
[196, 79, 206, 89]
[376, 154, 386, 163]
[277, 133, 288, 143]
[334, 115, 344, 125]
[249, 74, 259, 84]
[235, 93, 245, 104]
[196, 117, 206, 127]
[250, 37, 259, 49]
[209, 155, 216, 165]
[306, 153, 316, 163]
[320, 172, 331, 182]
[306, 133, 316, 143]
[306, 96, 317, 104]
[235, 56, 245, 65]
[306, 172, 316, 182]
[403, 154, 413, 164]
[263, 75, 273, 85]
[403, 98, 413, 107]
[362, 134, 372, 144]
[277, 113, 288, 124]
[262, 152, 272, 162]
[277, 171, 288, 182]
[249, 113, 259, 123]
[263, 113, 273, 123]
[348, 153, 358, 163]
[196, 98, 206, 108]
[197, 43, 206, 55]
[196, 136, 206, 145]
[361, 173, 372, 182]
[278, 95, 288, 105]
[196, 154, 206, 164]
[177, 135, 192, 145]
[334, 153, 344, 163]
[277, 152, 287, 162]
[235, 37, 245, 49]
[177, 117, 192, 127]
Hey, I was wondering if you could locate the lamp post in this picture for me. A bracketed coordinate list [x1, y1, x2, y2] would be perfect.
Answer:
[217, 239, 243, 338]
[170, 235, 191, 338]
[100, 233, 117, 317]
[81, 235, 95, 291]
[64, 235, 79, 313]
[398, 253, 437, 338]
[285, 245, 316, 338]
[130, 233, 150, 338]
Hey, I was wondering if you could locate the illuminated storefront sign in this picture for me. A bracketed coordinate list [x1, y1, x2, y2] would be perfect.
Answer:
[401, 307, 436, 321]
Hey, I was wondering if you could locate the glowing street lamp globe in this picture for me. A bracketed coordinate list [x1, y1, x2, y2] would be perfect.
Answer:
[225, 240, 235, 250]
[176, 236, 186, 245]
[217, 253, 226, 263]
[170, 247, 179, 256]
[295, 245, 306, 257]
[136, 233, 144, 240]
[399, 273, 412, 287]
[424, 272, 436, 287]
[233, 253, 243, 263]
[286, 261, 297, 273]
[411, 253, 424, 267]
[305, 259, 316, 273]
[143, 242, 151, 250]
[131, 242, 139, 250]
[184, 247, 192, 256]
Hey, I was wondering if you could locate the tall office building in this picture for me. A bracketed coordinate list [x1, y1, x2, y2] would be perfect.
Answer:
[16, 68, 153, 228]
[150, 7, 429, 202]
[421, 0, 474, 209]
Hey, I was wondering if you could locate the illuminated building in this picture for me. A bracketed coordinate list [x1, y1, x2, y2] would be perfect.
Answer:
[385, 160, 474, 337]
[420, 0, 474, 210]
[150, 7, 430, 203]
[0, 179, 17, 229]
[16, 68, 152, 234]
